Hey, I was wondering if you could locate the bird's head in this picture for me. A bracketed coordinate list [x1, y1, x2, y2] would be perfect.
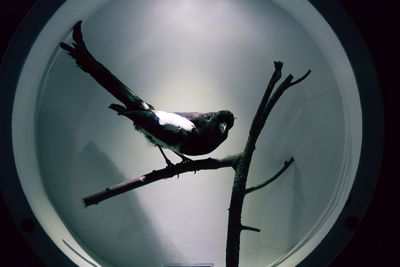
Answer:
[213, 110, 235, 135]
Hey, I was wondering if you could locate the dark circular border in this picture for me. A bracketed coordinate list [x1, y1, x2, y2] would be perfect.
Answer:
[0, 1, 383, 267]
[298, 1, 384, 266]
[0, 1, 74, 266]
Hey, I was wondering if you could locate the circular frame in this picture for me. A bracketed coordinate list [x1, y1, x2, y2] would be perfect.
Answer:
[0, 2, 74, 266]
[0, 1, 383, 266]
[299, 1, 383, 265]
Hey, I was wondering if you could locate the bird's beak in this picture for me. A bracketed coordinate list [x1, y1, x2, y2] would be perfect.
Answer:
[219, 122, 227, 134]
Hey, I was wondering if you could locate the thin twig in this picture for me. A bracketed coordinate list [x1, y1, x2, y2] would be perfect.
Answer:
[289, 70, 311, 86]
[241, 224, 261, 233]
[245, 157, 295, 195]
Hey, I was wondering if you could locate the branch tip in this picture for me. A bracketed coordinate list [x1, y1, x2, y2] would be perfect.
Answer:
[290, 70, 311, 86]
[245, 157, 295, 195]
[274, 61, 283, 70]
[285, 157, 295, 166]
[241, 224, 261, 232]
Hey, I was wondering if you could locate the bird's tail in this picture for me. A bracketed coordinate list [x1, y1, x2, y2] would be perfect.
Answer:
[60, 21, 154, 111]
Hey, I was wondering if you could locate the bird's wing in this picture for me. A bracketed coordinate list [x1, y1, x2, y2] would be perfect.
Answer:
[59, 21, 153, 111]
[121, 110, 192, 147]
[173, 112, 214, 127]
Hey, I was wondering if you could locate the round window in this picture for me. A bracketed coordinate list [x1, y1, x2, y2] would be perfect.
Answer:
[1, 1, 383, 266]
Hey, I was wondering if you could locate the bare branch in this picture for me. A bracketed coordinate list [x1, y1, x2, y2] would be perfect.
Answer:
[250, 70, 311, 141]
[249, 61, 283, 139]
[82, 154, 241, 207]
[226, 64, 310, 267]
[245, 157, 295, 195]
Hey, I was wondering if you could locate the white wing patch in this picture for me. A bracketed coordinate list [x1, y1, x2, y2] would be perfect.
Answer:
[154, 110, 195, 131]
[141, 102, 151, 110]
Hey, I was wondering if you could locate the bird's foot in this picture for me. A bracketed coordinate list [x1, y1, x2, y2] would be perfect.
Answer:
[175, 154, 197, 174]
[163, 158, 181, 178]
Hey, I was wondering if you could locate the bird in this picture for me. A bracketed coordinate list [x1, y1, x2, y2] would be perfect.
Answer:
[60, 21, 235, 166]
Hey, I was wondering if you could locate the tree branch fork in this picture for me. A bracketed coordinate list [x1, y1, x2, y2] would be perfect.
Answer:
[81, 153, 294, 208]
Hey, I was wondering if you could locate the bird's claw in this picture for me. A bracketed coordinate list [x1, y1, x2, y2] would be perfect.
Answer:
[177, 156, 197, 174]
[165, 159, 175, 168]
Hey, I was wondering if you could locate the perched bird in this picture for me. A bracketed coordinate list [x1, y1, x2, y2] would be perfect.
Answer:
[60, 21, 235, 166]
